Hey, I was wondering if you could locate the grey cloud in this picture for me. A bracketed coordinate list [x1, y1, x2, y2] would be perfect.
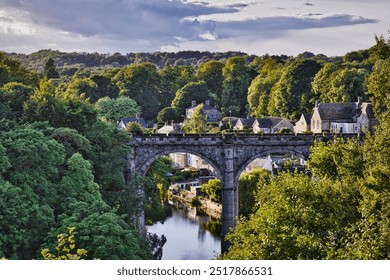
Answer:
[201, 14, 379, 40]
[0, 0, 240, 45]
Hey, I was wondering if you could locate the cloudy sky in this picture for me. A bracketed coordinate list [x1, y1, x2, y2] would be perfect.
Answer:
[0, 0, 389, 56]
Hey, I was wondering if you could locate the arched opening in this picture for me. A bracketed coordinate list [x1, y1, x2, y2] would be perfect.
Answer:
[139, 149, 223, 260]
[235, 148, 308, 217]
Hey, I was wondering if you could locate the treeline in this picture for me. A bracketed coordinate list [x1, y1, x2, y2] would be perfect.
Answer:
[5, 35, 388, 125]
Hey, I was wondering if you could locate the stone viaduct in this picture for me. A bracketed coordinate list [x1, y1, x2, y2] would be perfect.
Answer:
[126, 133, 361, 252]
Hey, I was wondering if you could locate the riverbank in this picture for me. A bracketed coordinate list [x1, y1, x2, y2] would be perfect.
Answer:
[169, 190, 221, 219]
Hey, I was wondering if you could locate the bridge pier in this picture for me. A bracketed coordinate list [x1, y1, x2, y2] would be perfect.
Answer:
[221, 147, 238, 253]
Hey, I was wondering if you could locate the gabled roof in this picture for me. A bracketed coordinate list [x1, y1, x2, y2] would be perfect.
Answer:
[302, 113, 312, 123]
[237, 118, 256, 127]
[255, 117, 288, 128]
[119, 117, 147, 128]
[219, 117, 239, 126]
[316, 102, 356, 120]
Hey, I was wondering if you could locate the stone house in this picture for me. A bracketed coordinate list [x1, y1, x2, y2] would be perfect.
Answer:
[157, 122, 182, 135]
[311, 99, 378, 133]
[234, 118, 257, 130]
[186, 100, 222, 123]
[294, 113, 312, 133]
[252, 117, 295, 133]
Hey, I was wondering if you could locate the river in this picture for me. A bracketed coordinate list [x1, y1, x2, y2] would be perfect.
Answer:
[147, 203, 221, 260]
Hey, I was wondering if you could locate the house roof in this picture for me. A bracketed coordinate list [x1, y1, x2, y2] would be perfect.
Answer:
[119, 117, 147, 128]
[302, 113, 312, 123]
[238, 118, 256, 127]
[219, 117, 239, 126]
[188, 103, 218, 111]
[255, 117, 288, 128]
[316, 102, 356, 120]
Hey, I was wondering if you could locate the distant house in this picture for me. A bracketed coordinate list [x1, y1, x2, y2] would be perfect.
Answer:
[252, 117, 294, 133]
[294, 113, 312, 133]
[118, 116, 147, 130]
[234, 118, 257, 130]
[219, 117, 239, 129]
[186, 100, 222, 123]
[157, 122, 182, 135]
[311, 99, 378, 133]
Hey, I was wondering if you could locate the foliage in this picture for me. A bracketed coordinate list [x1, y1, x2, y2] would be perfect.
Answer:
[201, 179, 221, 203]
[182, 104, 207, 133]
[114, 63, 161, 120]
[221, 174, 361, 260]
[307, 138, 364, 180]
[43, 58, 60, 79]
[125, 121, 144, 133]
[171, 81, 210, 119]
[95, 96, 140, 123]
[270, 59, 321, 119]
[366, 58, 390, 114]
[247, 70, 281, 117]
[41, 227, 87, 260]
[221, 56, 251, 116]
[157, 107, 178, 124]
[238, 168, 270, 217]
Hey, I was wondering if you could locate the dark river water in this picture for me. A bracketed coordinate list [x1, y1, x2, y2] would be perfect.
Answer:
[147, 204, 221, 260]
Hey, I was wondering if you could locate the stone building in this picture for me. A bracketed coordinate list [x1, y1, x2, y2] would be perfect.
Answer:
[186, 100, 222, 123]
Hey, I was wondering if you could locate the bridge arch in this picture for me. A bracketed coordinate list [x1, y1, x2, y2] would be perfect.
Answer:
[136, 148, 223, 180]
[234, 147, 309, 184]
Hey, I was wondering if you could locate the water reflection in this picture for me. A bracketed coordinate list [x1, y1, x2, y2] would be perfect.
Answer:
[147, 204, 221, 260]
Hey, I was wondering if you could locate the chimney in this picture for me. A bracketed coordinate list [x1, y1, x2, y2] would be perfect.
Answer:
[205, 100, 210, 106]
[314, 100, 318, 108]
[191, 100, 196, 107]
[356, 96, 363, 109]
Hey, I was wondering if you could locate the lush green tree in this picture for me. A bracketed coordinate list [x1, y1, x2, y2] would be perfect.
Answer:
[221, 174, 360, 260]
[368, 34, 390, 61]
[201, 179, 221, 203]
[0, 82, 34, 119]
[247, 70, 281, 117]
[65, 77, 98, 102]
[50, 127, 92, 159]
[171, 81, 210, 119]
[238, 168, 270, 217]
[83, 121, 129, 214]
[59, 153, 102, 209]
[366, 58, 390, 114]
[326, 68, 368, 102]
[0, 179, 55, 259]
[196, 60, 224, 105]
[0, 52, 38, 87]
[90, 73, 120, 102]
[159, 65, 196, 109]
[114, 63, 162, 120]
[270, 59, 321, 119]
[182, 104, 207, 133]
[308, 138, 364, 180]
[44, 58, 60, 79]
[221, 57, 251, 116]
[157, 106, 178, 124]
[95, 96, 141, 123]
[45, 201, 151, 260]
[312, 63, 340, 101]
[23, 80, 98, 133]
